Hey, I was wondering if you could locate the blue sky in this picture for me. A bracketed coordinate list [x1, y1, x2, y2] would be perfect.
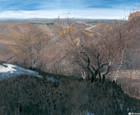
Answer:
[0, 0, 139, 19]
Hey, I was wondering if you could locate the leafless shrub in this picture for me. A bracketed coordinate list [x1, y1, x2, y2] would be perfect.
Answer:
[12, 29, 49, 69]
[0, 75, 135, 115]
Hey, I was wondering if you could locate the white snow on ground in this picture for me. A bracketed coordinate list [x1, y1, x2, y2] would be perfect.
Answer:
[0, 63, 61, 84]
[0, 63, 42, 80]
[47, 77, 61, 84]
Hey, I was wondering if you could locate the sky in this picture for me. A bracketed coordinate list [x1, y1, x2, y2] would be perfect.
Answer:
[0, 0, 139, 19]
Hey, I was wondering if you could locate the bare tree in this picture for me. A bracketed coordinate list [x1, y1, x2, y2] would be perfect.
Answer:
[57, 19, 133, 83]
[13, 28, 49, 68]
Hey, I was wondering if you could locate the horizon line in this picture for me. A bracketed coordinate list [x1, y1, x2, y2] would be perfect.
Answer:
[0, 9, 130, 20]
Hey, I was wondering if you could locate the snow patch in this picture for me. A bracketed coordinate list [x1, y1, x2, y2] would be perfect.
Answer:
[47, 77, 61, 84]
[0, 63, 42, 80]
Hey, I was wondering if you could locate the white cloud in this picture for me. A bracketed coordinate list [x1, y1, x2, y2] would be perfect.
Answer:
[0, 9, 129, 19]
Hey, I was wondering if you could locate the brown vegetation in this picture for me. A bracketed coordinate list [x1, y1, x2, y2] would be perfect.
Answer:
[12, 29, 49, 68]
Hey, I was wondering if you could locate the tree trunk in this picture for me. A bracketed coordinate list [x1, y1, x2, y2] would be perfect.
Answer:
[99, 72, 101, 82]
[102, 75, 105, 84]
[91, 75, 95, 83]
[91, 70, 98, 83]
